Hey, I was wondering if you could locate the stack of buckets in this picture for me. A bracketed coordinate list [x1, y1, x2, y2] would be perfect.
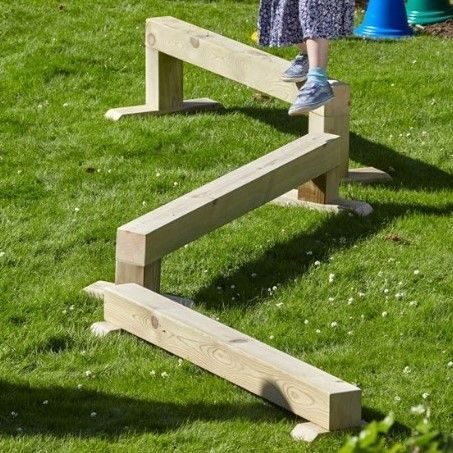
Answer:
[355, 0, 452, 39]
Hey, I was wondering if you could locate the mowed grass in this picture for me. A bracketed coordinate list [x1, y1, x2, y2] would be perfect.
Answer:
[0, 0, 452, 451]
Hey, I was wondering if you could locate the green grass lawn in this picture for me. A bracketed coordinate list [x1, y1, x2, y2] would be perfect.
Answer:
[1, 0, 452, 451]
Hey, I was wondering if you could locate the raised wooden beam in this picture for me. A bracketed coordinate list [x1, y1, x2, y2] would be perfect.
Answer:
[103, 283, 362, 431]
[116, 133, 341, 271]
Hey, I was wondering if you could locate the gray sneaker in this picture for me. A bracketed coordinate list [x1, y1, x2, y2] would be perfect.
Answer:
[282, 53, 309, 83]
[288, 80, 334, 116]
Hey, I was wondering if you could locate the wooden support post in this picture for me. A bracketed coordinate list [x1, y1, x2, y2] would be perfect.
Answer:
[103, 283, 362, 431]
[115, 259, 161, 292]
[297, 83, 350, 204]
[145, 45, 183, 111]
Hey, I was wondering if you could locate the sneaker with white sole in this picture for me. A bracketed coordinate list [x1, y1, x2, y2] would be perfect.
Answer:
[281, 53, 309, 83]
[288, 80, 334, 116]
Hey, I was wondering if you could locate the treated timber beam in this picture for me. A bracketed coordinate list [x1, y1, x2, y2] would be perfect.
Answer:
[116, 133, 341, 269]
[103, 283, 362, 431]
[145, 16, 347, 108]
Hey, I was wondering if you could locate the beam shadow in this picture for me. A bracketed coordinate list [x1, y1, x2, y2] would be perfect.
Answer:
[218, 106, 453, 192]
[0, 379, 289, 438]
[193, 201, 452, 311]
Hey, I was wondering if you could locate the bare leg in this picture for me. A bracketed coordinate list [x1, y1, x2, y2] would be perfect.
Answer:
[297, 42, 307, 54]
[306, 38, 329, 69]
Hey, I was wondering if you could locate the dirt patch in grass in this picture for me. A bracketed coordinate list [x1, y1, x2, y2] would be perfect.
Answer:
[421, 19, 453, 38]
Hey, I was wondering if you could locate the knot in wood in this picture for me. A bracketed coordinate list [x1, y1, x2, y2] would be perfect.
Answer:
[147, 33, 156, 47]
[151, 315, 159, 329]
[190, 37, 200, 48]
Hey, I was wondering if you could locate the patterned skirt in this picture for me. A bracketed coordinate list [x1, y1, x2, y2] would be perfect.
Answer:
[258, 0, 355, 47]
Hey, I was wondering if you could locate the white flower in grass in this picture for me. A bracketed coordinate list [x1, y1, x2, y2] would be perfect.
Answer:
[410, 404, 425, 415]
[383, 288, 389, 294]
[358, 292, 365, 298]
[388, 257, 395, 262]
[395, 292, 405, 300]
[251, 272, 257, 278]
[361, 314, 365, 319]
[230, 284, 235, 289]
[403, 366, 411, 374]
[77, 384, 83, 390]
[155, 172, 161, 177]
[328, 273, 335, 283]
[275, 302, 283, 308]
[178, 359, 183, 366]
[413, 269, 421, 275]
[304, 319, 309, 325]
[348, 298, 354, 305]
[377, 270, 383, 277]
[74, 207, 80, 212]
[90, 412, 97, 418]
[69, 305, 74, 311]
[216, 286, 222, 291]
[394, 395, 401, 402]
[315, 329, 321, 334]
[42, 400, 49, 405]
[142, 201, 146, 206]
[10, 411, 18, 418]
[422, 392, 429, 400]
[173, 182, 178, 187]
[382, 311, 388, 317]
[272, 285, 277, 291]
[269, 335, 274, 340]
[328, 297, 335, 302]
[409, 300, 417, 307]
[0, 251, 5, 257]
[63, 102, 69, 107]
[314, 260, 321, 266]
[448, 361, 453, 368]
[62, 309, 67, 314]
[161, 371, 169, 378]
[330, 321, 338, 328]
[84, 370, 92, 377]
[347, 331, 353, 336]
[150, 370, 156, 377]
[306, 250, 313, 256]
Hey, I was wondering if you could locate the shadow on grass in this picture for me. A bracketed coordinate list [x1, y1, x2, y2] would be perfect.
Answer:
[0, 379, 291, 438]
[0, 379, 411, 439]
[194, 201, 452, 311]
[220, 106, 453, 192]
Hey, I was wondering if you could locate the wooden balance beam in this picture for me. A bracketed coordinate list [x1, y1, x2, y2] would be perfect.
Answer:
[115, 133, 345, 291]
[93, 282, 361, 432]
[105, 16, 390, 205]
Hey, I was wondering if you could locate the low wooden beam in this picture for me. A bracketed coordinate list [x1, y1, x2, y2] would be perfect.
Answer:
[103, 283, 361, 431]
[116, 133, 341, 268]
[145, 17, 347, 108]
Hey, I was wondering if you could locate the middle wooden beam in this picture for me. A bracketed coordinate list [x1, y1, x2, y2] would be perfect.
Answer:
[116, 133, 341, 268]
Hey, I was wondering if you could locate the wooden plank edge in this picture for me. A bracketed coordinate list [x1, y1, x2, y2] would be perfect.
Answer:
[105, 98, 222, 121]
[271, 190, 373, 217]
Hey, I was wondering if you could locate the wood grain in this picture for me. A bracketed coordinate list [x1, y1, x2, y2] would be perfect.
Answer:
[104, 283, 361, 430]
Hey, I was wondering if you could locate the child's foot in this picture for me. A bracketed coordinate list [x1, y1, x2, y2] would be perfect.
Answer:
[288, 80, 334, 116]
[281, 53, 309, 83]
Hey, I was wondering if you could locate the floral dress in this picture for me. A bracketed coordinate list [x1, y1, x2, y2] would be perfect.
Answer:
[258, 0, 355, 47]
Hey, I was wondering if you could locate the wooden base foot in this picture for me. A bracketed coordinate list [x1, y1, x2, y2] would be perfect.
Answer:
[344, 167, 392, 184]
[84, 281, 195, 309]
[291, 420, 367, 442]
[271, 189, 373, 217]
[90, 321, 121, 337]
[105, 98, 222, 121]
[291, 422, 330, 442]
[83, 280, 116, 300]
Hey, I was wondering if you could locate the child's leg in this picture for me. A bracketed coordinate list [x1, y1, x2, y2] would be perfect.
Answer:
[306, 38, 328, 70]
